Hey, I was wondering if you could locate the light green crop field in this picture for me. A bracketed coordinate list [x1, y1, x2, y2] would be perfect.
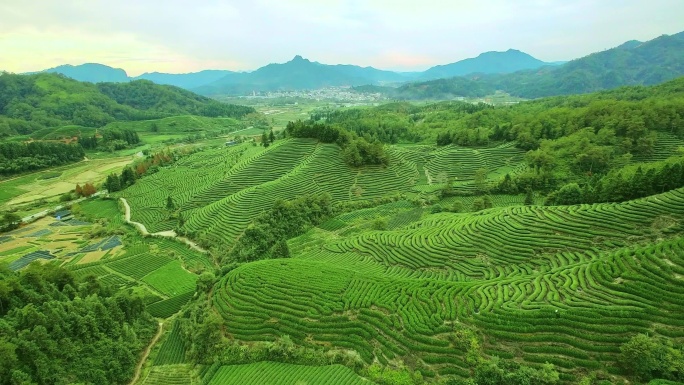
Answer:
[212, 188, 684, 382]
[206, 362, 373, 385]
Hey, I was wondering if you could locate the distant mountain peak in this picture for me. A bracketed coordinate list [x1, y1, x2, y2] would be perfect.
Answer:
[291, 55, 309, 63]
[422, 49, 548, 79]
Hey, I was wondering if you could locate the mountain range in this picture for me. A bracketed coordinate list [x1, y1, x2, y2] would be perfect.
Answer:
[28, 50, 560, 95]
[17, 30, 684, 99]
[393, 31, 684, 99]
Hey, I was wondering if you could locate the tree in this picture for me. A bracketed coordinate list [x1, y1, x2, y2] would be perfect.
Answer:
[82, 183, 96, 197]
[166, 195, 175, 210]
[620, 334, 684, 382]
[482, 195, 493, 209]
[450, 200, 464, 213]
[553, 183, 582, 205]
[441, 177, 455, 197]
[74, 184, 83, 197]
[104, 174, 121, 193]
[1, 212, 21, 232]
[120, 167, 136, 187]
[261, 131, 269, 147]
[472, 198, 486, 212]
[474, 168, 489, 194]
[524, 189, 535, 205]
[271, 240, 290, 259]
[269, 129, 275, 144]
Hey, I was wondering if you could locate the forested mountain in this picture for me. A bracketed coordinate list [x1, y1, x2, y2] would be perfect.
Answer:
[42, 63, 130, 83]
[0, 72, 254, 138]
[192, 55, 413, 96]
[391, 31, 684, 99]
[420, 49, 552, 80]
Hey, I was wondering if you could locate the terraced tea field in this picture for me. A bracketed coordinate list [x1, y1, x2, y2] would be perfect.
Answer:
[122, 139, 529, 249]
[204, 362, 372, 385]
[212, 188, 684, 382]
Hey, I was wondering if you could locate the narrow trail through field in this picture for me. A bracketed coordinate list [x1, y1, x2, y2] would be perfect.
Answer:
[120, 198, 209, 254]
[129, 321, 163, 385]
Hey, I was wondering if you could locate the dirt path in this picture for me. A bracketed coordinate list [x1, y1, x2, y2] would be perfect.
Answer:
[119, 198, 209, 254]
[129, 321, 163, 385]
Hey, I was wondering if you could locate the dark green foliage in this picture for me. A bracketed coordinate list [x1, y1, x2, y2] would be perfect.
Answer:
[0, 263, 156, 385]
[0, 141, 84, 176]
[524, 189, 534, 205]
[285, 120, 388, 167]
[473, 358, 559, 385]
[544, 156, 684, 205]
[228, 194, 333, 262]
[166, 195, 175, 210]
[104, 173, 121, 192]
[619, 334, 684, 382]
[0, 212, 21, 233]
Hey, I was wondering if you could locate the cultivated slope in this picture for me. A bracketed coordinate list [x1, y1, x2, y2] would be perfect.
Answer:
[214, 188, 684, 381]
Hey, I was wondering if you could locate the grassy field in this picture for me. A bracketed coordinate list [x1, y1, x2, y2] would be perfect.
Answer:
[0, 155, 137, 210]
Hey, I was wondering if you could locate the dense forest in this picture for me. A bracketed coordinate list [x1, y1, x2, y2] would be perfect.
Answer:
[0, 72, 254, 138]
[0, 141, 85, 176]
[0, 263, 157, 385]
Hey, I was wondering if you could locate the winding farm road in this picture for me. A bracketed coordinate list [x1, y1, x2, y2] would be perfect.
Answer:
[119, 197, 209, 254]
[128, 321, 163, 385]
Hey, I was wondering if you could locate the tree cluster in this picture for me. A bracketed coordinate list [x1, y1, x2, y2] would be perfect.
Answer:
[0, 263, 157, 385]
[104, 151, 174, 192]
[227, 193, 333, 262]
[619, 334, 684, 382]
[285, 120, 388, 167]
[74, 182, 97, 198]
[0, 141, 84, 176]
[544, 156, 684, 205]
[78, 128, 140, 151]
[0, 212, 21, 233]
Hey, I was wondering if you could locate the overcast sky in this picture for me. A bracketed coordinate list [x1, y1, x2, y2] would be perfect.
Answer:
[1, 0, 683, 76]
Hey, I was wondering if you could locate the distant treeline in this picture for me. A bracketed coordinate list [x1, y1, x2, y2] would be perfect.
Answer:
[285, 120, 388, 167]
[0, 141, 84, 176]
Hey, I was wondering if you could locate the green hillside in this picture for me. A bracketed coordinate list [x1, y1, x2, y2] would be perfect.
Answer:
[0, 72, 254, 138]
[212, 188, 684, 382]
[109, 77, 684, 385]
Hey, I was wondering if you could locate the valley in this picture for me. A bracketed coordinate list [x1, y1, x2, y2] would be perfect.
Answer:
[2, 30, 684, 385]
